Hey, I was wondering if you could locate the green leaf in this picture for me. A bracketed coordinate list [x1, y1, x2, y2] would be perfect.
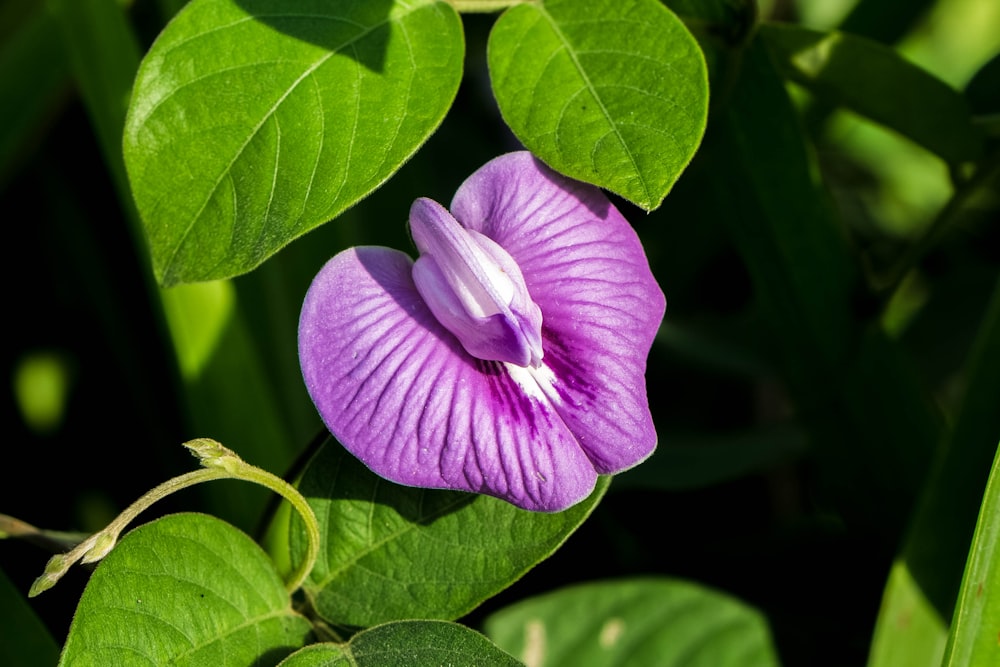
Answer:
[59, 513, 312, 666]
[759, 22, 982, 165]
[867, 562, 948, 667]
[0, 567, 59, 666]
[287, 440, 608, 628]
[868, 275, 1000, 667]
[124, 0, 464, 286]
[942, 442, 1000, 667]
[487, 0, 709, 210]
[278, 621, 523, 666]
[484, 578, 780, 666]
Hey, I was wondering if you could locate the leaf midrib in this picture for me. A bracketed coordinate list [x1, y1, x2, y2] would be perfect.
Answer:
[536, 6, 652, 207]
[162, 5, 425, 280]
[312, 486, 471, 590]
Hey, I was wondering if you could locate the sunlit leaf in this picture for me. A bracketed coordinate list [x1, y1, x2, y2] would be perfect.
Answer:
[59, 513, 312, 666]
[487, 0, 708, 210]
[124, 0, 464, 285]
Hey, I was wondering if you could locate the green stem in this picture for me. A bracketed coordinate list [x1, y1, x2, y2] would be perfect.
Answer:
[207, 446, 321, 593]
[29, 439, 321, 596]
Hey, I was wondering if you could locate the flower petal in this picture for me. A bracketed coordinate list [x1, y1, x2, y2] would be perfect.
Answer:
[410, 197, 543, 367]
[450, 152, 665, 473]
[298, 246, 599, 511]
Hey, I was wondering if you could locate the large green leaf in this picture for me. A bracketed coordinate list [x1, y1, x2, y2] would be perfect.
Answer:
[59, 513, 312, 666]
[484, 578, 780, 666]
[124, 0, 464, 286]
[942, 442, 1000, 667]
[286, 440, 608, 628]
[487, 0, 709, 210]
[760, 22, 982, 165]
[278, 621, 523, 666]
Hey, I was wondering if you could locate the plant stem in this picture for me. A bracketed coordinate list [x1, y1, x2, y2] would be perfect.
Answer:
[29, 439, 321, 596]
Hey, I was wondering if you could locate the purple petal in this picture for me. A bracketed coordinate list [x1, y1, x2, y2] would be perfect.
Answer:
[409, 197, 543, 367]
[298, 246, 598, 512]
[450, 152, 665, 473]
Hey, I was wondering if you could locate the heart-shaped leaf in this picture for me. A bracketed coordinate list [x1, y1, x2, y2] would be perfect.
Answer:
[278, 621, 523, 666]
[59, 513, 312, 666]
[285, 440, 608, 628]
[485, 578, 780, 666]
[124, 0, 464, 286]
[487, 0, 709, 210]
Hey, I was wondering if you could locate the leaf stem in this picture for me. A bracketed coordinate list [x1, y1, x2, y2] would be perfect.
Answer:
[29, 439, 320, 596]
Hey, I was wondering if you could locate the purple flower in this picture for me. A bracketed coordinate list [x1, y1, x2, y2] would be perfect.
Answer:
[298, 152, 665, 512]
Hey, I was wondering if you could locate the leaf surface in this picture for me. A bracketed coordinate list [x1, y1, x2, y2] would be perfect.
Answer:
[278, 621, 523, 666]
[59, 513, 312, 666]
[288, 441, 608, 628]
[485, 578, 780, 666]
[488, 0, 709, 210]
[124, 0, 464, 285]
